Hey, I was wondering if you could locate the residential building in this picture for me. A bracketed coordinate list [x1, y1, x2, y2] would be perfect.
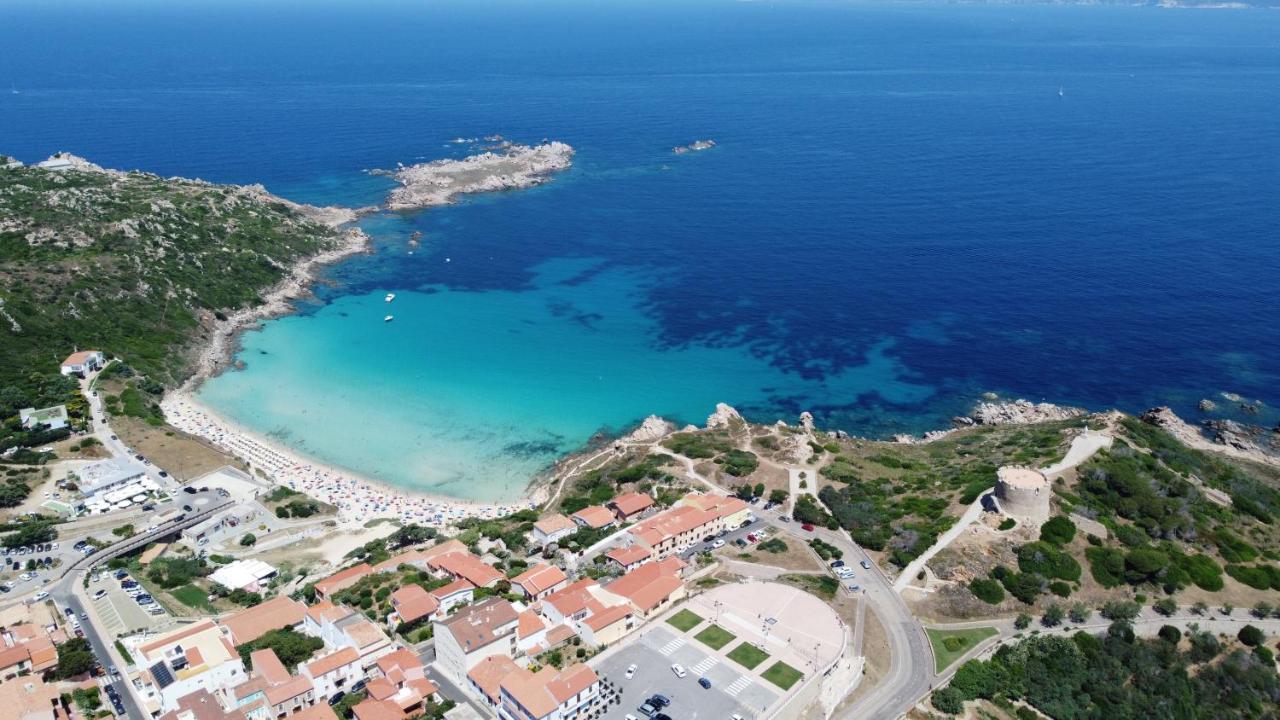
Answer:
[233, 648, 316, 719]
[625, 493, 749, 559]
[218, 596, 308, 647]
[608, 492, 654, 522]
[514, 610, 551, 655]
[351, 649, 438, 720]
[430, 579, 475, 615]
[301, 601, 394, 668]
[510, 563, 568, 601]
[433, 598, 519, 685]
[59, 350, 104, 376]
[467, 655, 521, 710]
[18, 405, 68, 431]
[73, 457, 147, 498]
[575, 604, 635, 648]
[602, 557, 687, 620]
[131, 620, 248, 714]
[300, 648, 361, 704]
[371, 540, 467, 574]
[428, 551, 504, 589]
[158, 689, 248, 720]
[678, 492, 753, 529]
[530, 515, 575, 546]
[313, 564, 373, 600]
[497, 663, 600, 720]
[0, 674, 61, 720]
[569, 506, 614, 531]
[601, 545, 650, 573]
[538, 580, 599, 625]
[387, 585, 439, 628]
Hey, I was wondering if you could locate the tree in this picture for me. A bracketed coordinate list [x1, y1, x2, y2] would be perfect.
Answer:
[1158, 625, 1182, 644]
[1101, 600, 1141, 622]
[53, 638, 96, 679]
[1041, 603, 1066, 627]
[1040, 515, 1076, 546]
[1, 519, 57, 548]
[1153, 598, 1177, 616]
[1237, 625, 1265, 647]
[240, 533, 257, 547]
[932, 686, 964, 715]
[1014, 613, 1032, 630]
[752, 482, 765, 498]
[237, 629, 324, 672]
[1068, 602, 1091, 624]
[969, 578, 1005, 605]
[1191, 600, 1209, 616]
[768, 488, 789, 506]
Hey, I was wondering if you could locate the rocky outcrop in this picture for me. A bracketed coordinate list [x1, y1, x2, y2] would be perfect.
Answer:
[957, 399, 1086, 427]
[1198, 399, 1218, 412]
[672, 139, 716, 154]
[706, 402, 744, 430]
[1141, 406, 1280, 467]
[622, 415, 676, 443]
[380, 141, 573, 211]
[799, 411, 816, 432]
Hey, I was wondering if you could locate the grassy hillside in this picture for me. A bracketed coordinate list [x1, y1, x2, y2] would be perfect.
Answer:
[0, 157, 344, 451]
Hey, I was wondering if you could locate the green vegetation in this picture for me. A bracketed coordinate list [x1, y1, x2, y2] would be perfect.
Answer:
[146, 555, 210, 589]
[927, 627, 998, 672]
[717, 449, 759, 477]
[1040, 515, 1077, 546]
[726, 642, 770, 669]
[781, 573, 839, 600]
[662, 432, 732, 459]
[171, 584, 214, 611]
[560, 454, 673, 513]
[667, 608, 704, 632]
[0, 516, 57, 548]
[761, 660, 804, 690]
[758, 538, 788, 553]
[113, 640, 133, 665]
[694, 624, 736, 650]
[968, 578, 1005, 605]
[934, 626, 1279, 719]
[332, 690, 367, 719]
[1016, 541, 1081, 582]
[237, 628, 324, 672]
[997, 518, 1017, 531]
[53, 638, 96, 679]
[809, 538, 843, 560]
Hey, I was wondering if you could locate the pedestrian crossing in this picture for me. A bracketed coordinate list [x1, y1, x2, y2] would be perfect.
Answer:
[659, 637, 685, 656]
[690, 657, 717, 675]
[725, 675, 753, 697]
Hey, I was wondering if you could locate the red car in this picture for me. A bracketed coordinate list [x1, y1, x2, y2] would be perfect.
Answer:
[801, 523, 815, 532]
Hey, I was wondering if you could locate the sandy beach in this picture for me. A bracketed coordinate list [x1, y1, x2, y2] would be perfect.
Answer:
[162, 390, 540, 527]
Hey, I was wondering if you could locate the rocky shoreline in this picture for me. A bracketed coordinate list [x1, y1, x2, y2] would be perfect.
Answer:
[379, 141, 574, 211]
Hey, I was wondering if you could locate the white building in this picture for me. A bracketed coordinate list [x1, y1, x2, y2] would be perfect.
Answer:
[433, 598, 519, 686]
[74, 457, 147, 497]
[19, 405, 68, 431]
[129, 620, 248, 714]
[59, 350, 104, 376]
[209, 559, 278, 593]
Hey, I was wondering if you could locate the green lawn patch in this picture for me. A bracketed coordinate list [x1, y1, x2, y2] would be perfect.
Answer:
[694, 624, 736, 650]
[781, 573, 839, 600]
[927, 626, 998, 672]
[171, 584, 213, 612]
[726, 642, 770, 669]
[762, 661, 804, 690]
[666, 609, 704, 632]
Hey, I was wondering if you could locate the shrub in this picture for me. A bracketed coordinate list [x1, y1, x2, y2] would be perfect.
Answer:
[1100, 600, 1141, 622]
[1017, 541, 1081, 582]
[1040, 516, 1076, 546]
[932, 687, 964, 715]
[1048, 581, 1071, 598]
[997, 518, 1016, 531]
[1226, 564, 1274, 591]
[1153, 598, 1177, 616]
[1237, 625, 1265, 647]
[969, 578, 1005, 605]
[1086, 546, 1126, 588]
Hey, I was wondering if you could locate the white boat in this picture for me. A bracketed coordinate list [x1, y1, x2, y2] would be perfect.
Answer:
[1058, 86, 1064, 97]
[384, 315, 394, 322]
[385, 293, 395, 302]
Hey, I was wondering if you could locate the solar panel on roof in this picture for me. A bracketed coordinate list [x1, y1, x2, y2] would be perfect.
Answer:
[150, 661, 175, 689]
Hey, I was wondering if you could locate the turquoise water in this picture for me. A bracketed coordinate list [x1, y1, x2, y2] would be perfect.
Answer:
[199, 258, 932, 500]
[3, 1, 1277, 501]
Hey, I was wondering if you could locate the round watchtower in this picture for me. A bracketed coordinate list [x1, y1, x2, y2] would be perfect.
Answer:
[994, 466, 1050, 524]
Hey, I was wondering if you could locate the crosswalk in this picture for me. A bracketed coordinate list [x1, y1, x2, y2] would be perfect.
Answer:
[659, 637, 685, 656]
[690, 657, 717, 675]
[725, 675, 753, 697]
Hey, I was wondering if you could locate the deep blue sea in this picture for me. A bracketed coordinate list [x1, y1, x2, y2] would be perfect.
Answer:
[3, 0, 1278, 500]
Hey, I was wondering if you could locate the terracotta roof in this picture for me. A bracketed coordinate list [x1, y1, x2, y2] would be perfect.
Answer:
[430, 551, 504, 588]
[251, 648, 291, 685]
[314, 563, 372, 595]
[343, 618, 387, 649]
[437, 597, 518, 654]
[375, 648, 423, 677]
[306, 647, 359, 678]
[305, 600, 352, 625]
[516, 609, 548, 640]
[541, 579, 599, 618]
[512, 563, 567, 597]
[138, 619, 219, 658]
[0, 644, 29, 670]
[157, 689, 248, 720]
[265, 675, 313, 706]
[680, 492, 749, 519]
[389, 585, 439, 624]
[583, 603, 633, 632]
[547, 663, 598, 703]
[532, 514, 575, 536]
[500, 663, 597, 719]
[628, 505, 716, 546]
[544, 624, 578, 648]
[371, 539, 468, 573]
[27, 636, 57, 670]
[430, 578, 475, 600]
[61, 350, 101, 365]
[220, 595, 308, 645]
[571, 505, 615, 529]
[467, 655, 520, 703]
[292, 705, 339, 720]
[610, 492, 654, 517]
[407, 676, 438, 700]
[366, 677, 397, 701]
[603, 545, 651, 566]
[606, 559, 685, 611]
[352, 698, 402, 720]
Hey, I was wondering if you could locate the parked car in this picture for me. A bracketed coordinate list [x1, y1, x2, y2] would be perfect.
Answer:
[670, 663, 687, 678]
[698, 677, 712, 689]
[93, 589, 107, 600]
[779, 515, 791, 522]
[860, 559, 872, 570]
[625, 664, 637, 679]
[831, 560, 845, 568]
[711, 539, 725, 548]
[182, 487, 198, 495]
[32, 591, 49, 602]
[801, 523, 815, 531]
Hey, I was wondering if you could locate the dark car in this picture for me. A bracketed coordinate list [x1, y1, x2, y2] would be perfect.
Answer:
[638, 703, 657, 717]
[182, 487, 198, 495]
[831, 560, 845, 568]
[328, 692, 346, 706]
[699, 677, 712, 689]
[182, 505, 193, 512]
[142, 504, 155, 512]
[650, 694, 670, 708]
[654, 714, 673, 720]
[158, 471, 168, 478]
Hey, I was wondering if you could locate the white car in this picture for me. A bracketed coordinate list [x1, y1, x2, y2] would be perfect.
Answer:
[711, 539, 725, 549]
[92, 589, 107, 600]
[625, 664, 637, 679]
[31, 591, 49, 602]
[671, 663, 687, 678]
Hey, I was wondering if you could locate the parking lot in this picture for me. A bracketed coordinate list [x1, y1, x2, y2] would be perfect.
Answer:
[86, 571, 174, 637]
[595, 626, 772, 720]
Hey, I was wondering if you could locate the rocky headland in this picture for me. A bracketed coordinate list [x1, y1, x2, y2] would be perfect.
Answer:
[379, 141, 574, 211]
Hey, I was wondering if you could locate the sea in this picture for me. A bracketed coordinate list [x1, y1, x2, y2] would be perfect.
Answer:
[2, 0, 1278, 501]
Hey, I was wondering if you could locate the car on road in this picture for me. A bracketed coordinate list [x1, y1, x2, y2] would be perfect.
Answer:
[142, 504, 155, 511]
[847, 583, 861, 591]
[711, 539, 725, 548]
[625, 715, 638, 720]
[182, 504, 193, 512]
[182, 487, 197, 495]
[625, 664, 637, 679]
[670, 663, 687, 678]
[698, 677, 712, 689]
[801, 523, 815, 531]
[861, 559, 872, 570]
[32, 591, 49, 601]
